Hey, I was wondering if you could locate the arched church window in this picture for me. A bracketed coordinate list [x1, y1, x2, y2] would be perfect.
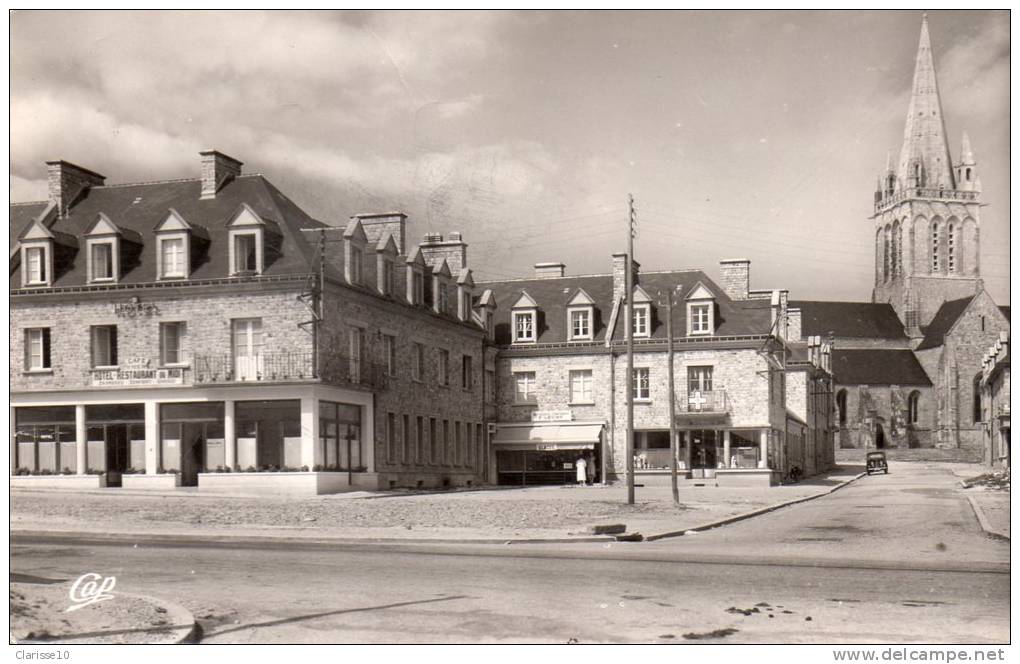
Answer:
[931, 222, 940, 272]
[972, 373, 983, 424]
[907, 391, 920, 424]
[966, 168, 972, 182]
[948, 223, 956, 273]
[883, 228, 891, 281]
[890, 223, 898, 278]
[836, 389, 847, 425]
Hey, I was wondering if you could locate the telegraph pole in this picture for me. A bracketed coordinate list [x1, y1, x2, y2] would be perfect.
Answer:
[666, 289, 679, 505]
[625, 194, 636, 505]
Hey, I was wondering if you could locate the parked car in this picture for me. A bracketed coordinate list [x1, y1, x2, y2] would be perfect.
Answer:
[866, 451, 889, 475]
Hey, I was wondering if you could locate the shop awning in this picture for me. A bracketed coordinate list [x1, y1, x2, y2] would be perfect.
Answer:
[492, 423, 603, 451]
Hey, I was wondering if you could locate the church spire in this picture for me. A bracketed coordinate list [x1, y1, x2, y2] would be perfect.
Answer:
[896, 13, 955, 190]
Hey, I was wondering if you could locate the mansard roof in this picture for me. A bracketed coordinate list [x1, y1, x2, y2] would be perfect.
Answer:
[9, 174, 323, 287]
[789, 300, 906, 340]
[10, 201, 50, 252]
[831, 349, 932, 386]
[480, 270, 773, 346]
[916, 296, 974, 350]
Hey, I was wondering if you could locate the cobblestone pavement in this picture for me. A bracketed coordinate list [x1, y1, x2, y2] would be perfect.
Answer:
[10, 467, 861, 541]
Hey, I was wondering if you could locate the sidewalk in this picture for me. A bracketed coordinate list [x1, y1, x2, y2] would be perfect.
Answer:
[11, 466, 863, 543]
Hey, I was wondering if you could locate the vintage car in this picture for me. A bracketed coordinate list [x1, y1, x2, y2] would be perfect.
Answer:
[865, 451, 889, 475]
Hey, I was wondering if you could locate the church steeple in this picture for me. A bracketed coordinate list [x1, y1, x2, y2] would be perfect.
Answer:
[896, 14, 955, 190]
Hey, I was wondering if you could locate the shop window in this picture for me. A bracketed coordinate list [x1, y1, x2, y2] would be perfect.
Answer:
[23, 245, 49, 286]
[462, 355, 474, 390]
[514, 371, 537, 403]
[25, 328, 51, 371]
[91, 325, 119, 368]
[632, 368, 650, 401]
[160, 322, 185, 366]
[570, 369, 594, 404]
[14, 406, 75, 474]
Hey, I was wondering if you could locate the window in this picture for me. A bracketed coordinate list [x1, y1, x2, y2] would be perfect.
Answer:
[485, 369, 496, 402]
[907, 391, 920, 425]
[350, 249, 364, 285]
[690, 304, 711, 334]
[632, 304, 649, 337]
[383, 335, 397, 376]
[688, 366, 713, 393]
[569, 369, 594, 404]
[973, 373, 982, 424]
[836, 389, 848, 425]
[24, 246, 48, 285]
[402, 414, 410, 463]
[948, 224, 957, 273]
[513, 311, 535, 343]
[25, 328, 51, 370]
[233, 233, 258, 274]
[931, 223, 940, 272]
[459, 288, 471, 321]
[443, 420, 450, 465]
[632, 368, 650, 401]
[380, 258, 394, 295]
[160, 322, 184, 365]
[413, 271, 425, 305]
[569, 309, 591, 340]
[462, 355, 473, 390]
[412, 343, 424, 381]
[91, 325, 118, 368]
[349, 327, 363, 383]
[455, 421, 463, 466]
[429, 418, 438, 463]
[514, 371, 537, 403]
[437, 349, 450, 386]
[438, 283, 449, 314]
[416, 416, 424, 463]
[387, 413, 397, 464]
[160, 237, 186, 278]
[90, 242, 114, 281]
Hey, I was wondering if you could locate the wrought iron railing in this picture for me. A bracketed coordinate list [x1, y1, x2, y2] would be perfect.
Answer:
[679, 389, 729, 413]
[193, 351, 386, 390]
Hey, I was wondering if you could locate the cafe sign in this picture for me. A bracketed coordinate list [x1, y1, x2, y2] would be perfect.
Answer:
[91, 367, 185, 387]
[531, 410, 573, 423]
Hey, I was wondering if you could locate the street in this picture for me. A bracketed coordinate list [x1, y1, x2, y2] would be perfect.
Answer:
[10, 462, 1009, 643]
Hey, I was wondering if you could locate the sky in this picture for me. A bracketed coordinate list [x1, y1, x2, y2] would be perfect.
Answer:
[9, 10, 1010, 303]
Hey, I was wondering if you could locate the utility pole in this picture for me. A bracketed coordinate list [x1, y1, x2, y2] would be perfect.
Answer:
[666, 289, 679, 505]
[626, 194, 636, 505]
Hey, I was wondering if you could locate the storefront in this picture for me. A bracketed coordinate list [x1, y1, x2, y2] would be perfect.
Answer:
[14, 406, 76, 474]
[159, 402, 225, 485]
[492, 421, 604, 486]
[632, 427, 767, 481]
[85, 404, 146, 487]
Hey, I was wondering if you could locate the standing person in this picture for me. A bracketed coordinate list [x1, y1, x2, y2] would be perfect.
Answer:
[585, 453, 596, 485]
[575, 455, 587, 485]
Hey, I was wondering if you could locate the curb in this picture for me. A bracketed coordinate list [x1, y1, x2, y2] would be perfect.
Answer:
[643, 472, 867, 542]
[965, 494, 1010, 541]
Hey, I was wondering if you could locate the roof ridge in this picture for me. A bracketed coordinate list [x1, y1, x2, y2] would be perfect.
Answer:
[93, 173, 264, 190]
[10, 200, 47, 207]
[477, 268, 705, 284]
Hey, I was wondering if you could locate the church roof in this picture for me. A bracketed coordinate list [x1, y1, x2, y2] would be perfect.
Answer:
[896, 14, 955, 189]
[917, 296, 974, 350]
[831, 349, 931, 386]
[1000, 306, 1010, 321]
[789, 300, 906, 340]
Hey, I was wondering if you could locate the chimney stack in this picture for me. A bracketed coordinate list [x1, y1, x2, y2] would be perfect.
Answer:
[719, 258, 750, 300]
[612, 252, 639, 304]
[787, 307, 802, 342]
[200, 150, 243, 199]
[534, 262, 566, 279]
[46, 160, 105, 217]
[420, 232, 468, 273]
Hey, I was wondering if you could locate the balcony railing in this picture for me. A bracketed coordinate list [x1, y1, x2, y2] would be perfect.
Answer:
[193, 351, 387, 390]
[876, 187, 979, 212]
[679, 390, 729, 413]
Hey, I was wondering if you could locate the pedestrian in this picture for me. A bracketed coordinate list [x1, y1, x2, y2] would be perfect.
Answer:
[586, 454, 596, 485]
[575, 455, 587, 485]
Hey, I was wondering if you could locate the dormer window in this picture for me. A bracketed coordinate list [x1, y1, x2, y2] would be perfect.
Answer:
[456, 268, 474, 323]
[349, 248, 364, 285]
[154, 209, 203, 280]
[90, 241, 114, 281]
[233, 233, 258, 274]
[430, 259, 452, 315]
[375, 233, 399, 296]
[342, 217, 368, 286]
[159, 237, 186, 278]
[438, 282, 449, 314]
[630, 286, 652, 338]
[511, 291, 538, 344]
[566, 288, 595, 341]
[83, 213, 138, 285]
[24, 246, 48, 285]
[414, 271, 425, 304]
[228, 203, 269, 277]
[405, 246, 427, 306]
[685, 282, 716, 336]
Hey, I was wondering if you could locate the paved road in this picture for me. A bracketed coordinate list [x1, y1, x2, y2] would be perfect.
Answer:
[10, 462, 1008, 644]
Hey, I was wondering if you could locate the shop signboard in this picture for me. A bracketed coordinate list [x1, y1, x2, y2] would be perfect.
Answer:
[91, 367, 186, 387]
[531, 410, 572, 423]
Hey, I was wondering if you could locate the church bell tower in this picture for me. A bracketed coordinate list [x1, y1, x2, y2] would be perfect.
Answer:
[872, 14, 984, 332]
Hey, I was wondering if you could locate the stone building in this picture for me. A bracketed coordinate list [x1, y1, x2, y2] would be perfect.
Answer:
[478, 256, 835, 487]
[979, 333, 1010, 468]
[795, 16, 1009, 459]
[10, 151, 488, 493]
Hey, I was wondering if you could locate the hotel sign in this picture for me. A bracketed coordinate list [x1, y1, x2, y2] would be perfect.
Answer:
[114, 298, 161, 318]
[91, 367, 185, 387]
[531, 410, 573, 423]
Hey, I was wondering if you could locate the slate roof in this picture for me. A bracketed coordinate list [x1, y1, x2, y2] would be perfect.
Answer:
[916, 296, 974, 350]
[1000, 306, 1010, 322]
[10, 201, 48, 253]
[9, 175, 324, 287]
[789, 300, 906, 340]
[478, 271, 775, 346]
[831, 349, 931, 386]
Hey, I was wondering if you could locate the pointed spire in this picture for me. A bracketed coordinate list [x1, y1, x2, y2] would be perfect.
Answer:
[885, 150, 893, 173]
[896, 13, 955, 190]
[960, 131, 975, 165]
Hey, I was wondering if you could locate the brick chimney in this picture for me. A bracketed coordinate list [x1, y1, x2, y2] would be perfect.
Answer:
[352, 212, 407, 254]
[46, 160, 106, 217]
[199, 150, 242, 199]
[612, 252, 639, 304]
[534, 262, 566, 279]
[787, 307, 802, 342]
[420, 232, 467, 273]
[719, 258, 750, 300]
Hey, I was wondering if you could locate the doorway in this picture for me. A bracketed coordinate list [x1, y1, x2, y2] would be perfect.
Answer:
[875, 423, 886, 449]
[689, 429, 719, 478]
[104, 425, 130, 487]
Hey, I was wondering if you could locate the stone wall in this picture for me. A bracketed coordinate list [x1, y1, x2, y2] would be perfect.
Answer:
[834, 383, 935, 449]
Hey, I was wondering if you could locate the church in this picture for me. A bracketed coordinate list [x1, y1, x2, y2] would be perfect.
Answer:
[793, 15, 1009, 462]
